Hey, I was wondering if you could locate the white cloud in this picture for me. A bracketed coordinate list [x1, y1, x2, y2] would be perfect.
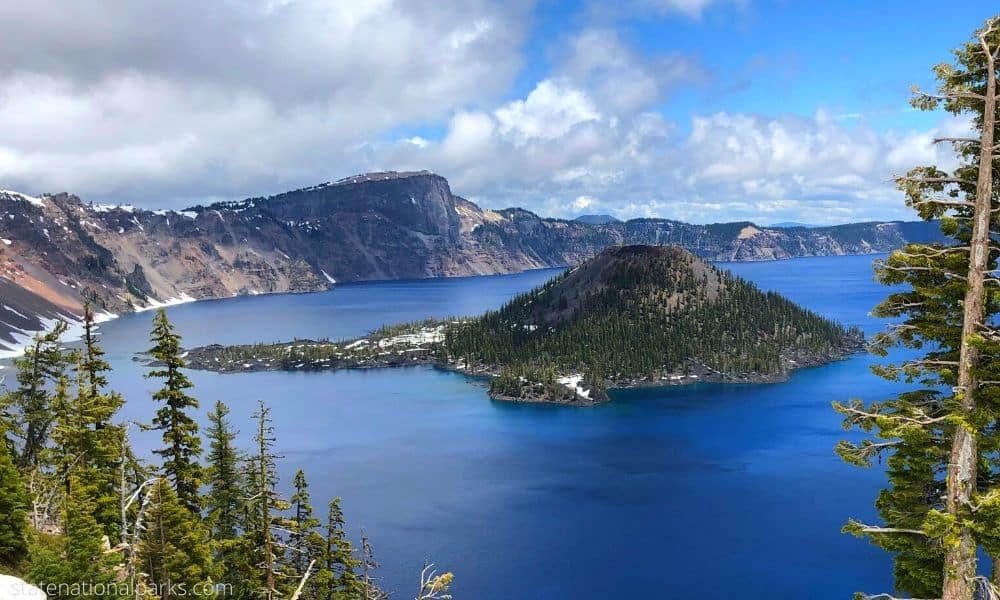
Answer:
[0, 1, 970, 226]
[635, 0, 729, 18]
[0, 0, 532, 204]
[494, 80, 601, 145]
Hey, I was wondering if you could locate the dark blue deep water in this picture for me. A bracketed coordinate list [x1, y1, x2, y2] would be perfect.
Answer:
[91, 254, 905, 599]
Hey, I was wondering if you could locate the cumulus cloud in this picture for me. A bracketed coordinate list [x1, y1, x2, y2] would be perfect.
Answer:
[0, 0, 531, 203]
[0, 1, 966, 224]
[378, 27, 963, 225]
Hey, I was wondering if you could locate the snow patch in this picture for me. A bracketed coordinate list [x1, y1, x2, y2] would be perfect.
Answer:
[132, 293, 197, 312]
[92, 203, 136, 213]
[556, 374, 591, 400]
[0, 190, 45, 208]
[1, 238, 10, 246]
[321, 270, 337, 284]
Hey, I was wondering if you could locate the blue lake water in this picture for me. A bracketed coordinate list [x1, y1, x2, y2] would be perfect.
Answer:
[92, 254, 905, 599]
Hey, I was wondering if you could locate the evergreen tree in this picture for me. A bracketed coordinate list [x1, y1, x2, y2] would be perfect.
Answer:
[80, 303, 112, 411]
[0, 438, 27, 566]
[49, 365, 79, 477]
[75, 304, 125, 538]
[27, 473, 126, 600]
[205, 400, 246, 590]
[289, 470, 324, 577]
[206, 401, 242, 539]
[139, 478, 214, 600]
[146, 309, 202, 513]
[244, 400, 292, 600]
[835, 15, 1000, 600]
[4, 321, 68, 468]
[322, 498, 362, 600]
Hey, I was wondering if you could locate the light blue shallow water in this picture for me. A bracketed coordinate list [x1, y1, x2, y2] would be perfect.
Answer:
[90, 254, 905, 599]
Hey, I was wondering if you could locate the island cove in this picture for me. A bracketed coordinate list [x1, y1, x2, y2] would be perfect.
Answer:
[178, 245, 865, 404]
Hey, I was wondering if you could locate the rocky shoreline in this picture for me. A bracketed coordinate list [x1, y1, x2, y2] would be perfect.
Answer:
[175, 323, 865, 405]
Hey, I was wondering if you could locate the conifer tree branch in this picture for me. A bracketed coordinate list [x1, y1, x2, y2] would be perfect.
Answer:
[896, 247, 971, 258]
[912, 88, 986, 102]
[895, 175, 977, 186]
[855, 523, 928, 536]
[837, 403, 950, 426]
[857, 594, 939, 600]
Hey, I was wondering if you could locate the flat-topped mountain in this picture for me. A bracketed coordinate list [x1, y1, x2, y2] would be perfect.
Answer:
[573, 214, 620, 225]
[183, 245, 863, 404]
[0, 172, 940, 355]
[445, 245, 864, 402]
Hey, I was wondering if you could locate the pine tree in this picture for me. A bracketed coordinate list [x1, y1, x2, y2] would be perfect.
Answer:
[74, 304, 125, 538]
[244, 400, 292, 600]
[4, 321, 68, 469]
[139, 478, 214, 600]
[835, 15, 1000, 600]
[289, 470, 324, 574]
[80, 303, 111, 410]
[146, 309, 202, 513]
[204, 401, 254, 598]
[49, 365, 79, 476]
[206, 401, 242, 539]
[0, 438, 27, 566]
[322, 498, 362, 600]
[43, 473, 125, 599]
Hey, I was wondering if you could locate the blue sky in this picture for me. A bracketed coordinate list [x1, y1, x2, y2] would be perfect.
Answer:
[0, 0, 995, 224]
[521, 0, 987, 128]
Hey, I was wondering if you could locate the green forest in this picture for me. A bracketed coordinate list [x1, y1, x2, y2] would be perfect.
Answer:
[0, 306, 453, 600]
[444, 245, 862, 399]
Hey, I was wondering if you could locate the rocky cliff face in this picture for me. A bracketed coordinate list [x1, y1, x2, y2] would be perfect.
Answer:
[0, 172, 944, 354]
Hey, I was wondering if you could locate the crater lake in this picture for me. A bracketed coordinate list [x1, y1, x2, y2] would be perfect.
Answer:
[82, 253, 901, 599]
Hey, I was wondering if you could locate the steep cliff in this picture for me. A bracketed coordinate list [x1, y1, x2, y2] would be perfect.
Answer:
[0, 172, 944, 355]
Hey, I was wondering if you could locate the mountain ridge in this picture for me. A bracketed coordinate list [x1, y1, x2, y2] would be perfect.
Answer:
[0, 172, 944, 355]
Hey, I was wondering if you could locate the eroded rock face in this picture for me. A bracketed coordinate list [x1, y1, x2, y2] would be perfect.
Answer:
[0, 173, 944, 354]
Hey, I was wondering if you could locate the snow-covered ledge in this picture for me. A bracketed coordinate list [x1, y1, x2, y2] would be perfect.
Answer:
[0, 575, 46, 600]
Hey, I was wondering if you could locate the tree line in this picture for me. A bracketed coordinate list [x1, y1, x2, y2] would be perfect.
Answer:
[0, 306, 453, 600]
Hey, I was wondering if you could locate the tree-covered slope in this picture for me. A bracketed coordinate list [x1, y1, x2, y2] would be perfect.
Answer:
[444, 245, 863, 401]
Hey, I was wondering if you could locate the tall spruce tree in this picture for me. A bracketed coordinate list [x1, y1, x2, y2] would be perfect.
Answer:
[80, 303, 111, 410]
[146, 309, 202, 513]
[206, 400, 245, 583]
[244, 400, 292, 600]
[76, 305, 125, 539]
[289, 469, 324, 585]
[139, 478, 214, 600]
[322, 497, 362, 600]
[0, 438, 27, 567]
[206, 401, 242, 537]
[50, 473, 124, 599]
[835, 15, 1000, 600]
[4, 321, 68, 469]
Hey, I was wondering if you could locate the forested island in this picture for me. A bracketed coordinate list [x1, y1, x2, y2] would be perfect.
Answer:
[183, 245, 864, 404]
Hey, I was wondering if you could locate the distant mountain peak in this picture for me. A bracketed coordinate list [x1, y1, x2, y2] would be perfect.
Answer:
[297, 170, 439, 194]
[574, 213, 620, 225]
[768, 221, 819, 229]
